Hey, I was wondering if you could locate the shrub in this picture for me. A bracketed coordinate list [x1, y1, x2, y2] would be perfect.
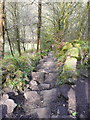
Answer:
[2, 54, 40, 91]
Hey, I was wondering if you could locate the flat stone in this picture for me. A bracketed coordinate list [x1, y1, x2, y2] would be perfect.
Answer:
[37, 64, 42, 70]
[38, 69, 49, 73]
[19, 114, 38, 119]
[2, 94, 9, 101]
[32, 72, 45, 83]
[51, 115, 58, 118]
[57, 106, 68, 116]
[30, 80, 38, 86]
[45, 73, 57, 82]
[24, 91, 40, 103]
[41, 88, 59, 103]
[39, 83, 50, 90]
[32, 107, 51, 118]
[0, 99, 17, 114]
[66, 47, 79, 58]
[30, 80, 39, 90]
[30, 85, 39, 91]
[60, 84, 71, 100]
[68, 88, 76, 114]
[0, 104, 7, 118]
[5, 99, 17, 114]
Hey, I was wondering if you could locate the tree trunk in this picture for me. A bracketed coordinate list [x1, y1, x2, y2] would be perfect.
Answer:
[88, 2, 90, 41]
[23, 26, 26, 52]
[5, 12, 14, 57]
[0, 1, 5, 59]
[14, 3, 21, 56]
[37, 0, 42, 52]
[16, 26, 21, 56]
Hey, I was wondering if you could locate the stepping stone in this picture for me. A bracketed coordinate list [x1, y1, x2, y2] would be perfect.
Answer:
[32, 72, 45, 83]
[60, 84, 71, 100]
[30, 80, 39, 91]
[31, 107, 51, 118]
[0, 94, 17, 114]
[45, 73, 57, 82]
[40, 88, 60, 106]
[57, 106, 68, 116]
[19, 114, 38, 119]
[0, 104, 7, 118]
[24, 91, 40, 103]
[39, 83, 50, 90]
[0, 99, 17, 114]
[68, 88, 76, 114]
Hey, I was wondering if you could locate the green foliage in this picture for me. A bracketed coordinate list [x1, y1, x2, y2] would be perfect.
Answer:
[30, 54, 41, 70]
[62, 42, 73, 51]
[2, 54, 40, 91]
[72, 112, 78, 117]
[55, 39, 89, 85]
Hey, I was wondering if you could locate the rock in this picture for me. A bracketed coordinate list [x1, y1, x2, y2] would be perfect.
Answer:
[39, 83, 50, 90]
[41, 88, 59, 103]
[40, 83, 50, 90]
[32, 107, 51, 118]
[0, 93, 17, 114]
[62, 42, 73, 51]
[0, 104, 7, 118]
[62, 56, 78, 83]
[60, 115, 73, 118]
[60, 84, 70, 100]
[2, 94, 9, 101]
[51, 115, 58, 118]
[4, 99, 17, 114]
[68, 88, 76, 114]
[37, 64, 42, 70]
[24, 91, 40, 103]
[38, 69, 49, 73]
[30, 85, 39, 91]
[45, 73, 57, 82]
[0, 98, 17, 114]
[30, 80, 39, 90]
[57, 106, 68, 115]
[43, 61, 55, 68]
[66, 47, 79, 58]
[31, 72, 45, 83]
[30, 80, 38, 86]
[20, 114, 38, 119]
[3, 87, 13, 93]
[63, 56, 77, 72]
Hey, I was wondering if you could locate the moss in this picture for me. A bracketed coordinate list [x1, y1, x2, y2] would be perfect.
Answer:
[74, 43, 80, 48]
[62, 42, 73, 51]
[66, 47, 79, 58]
[63, 56, 77, 72]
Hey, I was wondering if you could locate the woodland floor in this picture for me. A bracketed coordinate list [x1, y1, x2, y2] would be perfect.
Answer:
[1, 51, 89, 119]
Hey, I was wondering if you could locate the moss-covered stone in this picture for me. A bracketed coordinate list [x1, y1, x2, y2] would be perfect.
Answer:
[62, 42, 73, 51]
[63, 56, 77, 72]
[74, 43, 80, 48]
[66, 47, 79, 58]
[59, 56, 78, 84]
